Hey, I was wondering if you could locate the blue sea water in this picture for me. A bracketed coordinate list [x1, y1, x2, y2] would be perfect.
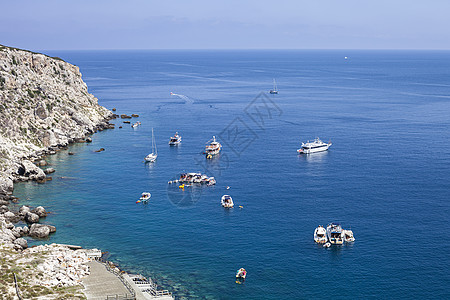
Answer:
[12, 50, 450, 299]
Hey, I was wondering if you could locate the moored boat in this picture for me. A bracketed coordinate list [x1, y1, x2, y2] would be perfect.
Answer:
[314, 225, 328, 243]
[205, 136, 221, 157]
[169, 132, 181, 145]
[221, 195, 234, 208]
[342, 229, 355, 242]
[269, 78, 278, 94]
[326, 223, 344, 245]
[144, 128, 158, 163]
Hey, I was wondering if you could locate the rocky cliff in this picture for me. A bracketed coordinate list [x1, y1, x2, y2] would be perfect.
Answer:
[0, 44, 114, 194]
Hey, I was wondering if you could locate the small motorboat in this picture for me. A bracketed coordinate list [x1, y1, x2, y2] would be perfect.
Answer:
[342, 229, 355, 242]
[236, 268, 247, 279]
[221, 195, 234, 208]
[136, 192, 151, 203]
[169, 132, 181, 145]
[131, 121, 141, 128]
[323, 242, 331, 248]
[314, 225, 328, 243]
[207, 177, 216, 186]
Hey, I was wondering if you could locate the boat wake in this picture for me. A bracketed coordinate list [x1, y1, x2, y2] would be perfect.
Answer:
[170, 92, 194, 104]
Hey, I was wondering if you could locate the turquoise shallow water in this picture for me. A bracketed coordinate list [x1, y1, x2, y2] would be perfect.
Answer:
[12, 50, 450, 299]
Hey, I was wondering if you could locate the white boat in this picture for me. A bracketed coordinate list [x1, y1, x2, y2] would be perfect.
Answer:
[144, 128, 158, 163]
[342, 229, 355, 242]
[236, 268, 247, 279]
[221, 195, 234, 208]
[314, 225, 328, 243]
[205, 136, 221, 157]
[207, 177, 216, 186]
[323, 242, 331, 248]
[132, 121, 141, 128]
[169, 132, 181, 145]
[136, 192, 151, 203]
[269, 78, 278, 94]
[326, 223, 344, 245]
[297, 137, 332, 154]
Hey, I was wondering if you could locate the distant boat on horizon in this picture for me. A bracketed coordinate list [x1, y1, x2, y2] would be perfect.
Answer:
[269, 78, 278, 94]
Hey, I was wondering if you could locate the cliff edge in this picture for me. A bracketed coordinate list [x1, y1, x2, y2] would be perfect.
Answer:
[0, 44, 113, 191]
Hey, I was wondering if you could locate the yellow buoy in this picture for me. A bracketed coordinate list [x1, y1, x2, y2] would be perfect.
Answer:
[179, 184, 185, 189]
[239, 206, 243, 209]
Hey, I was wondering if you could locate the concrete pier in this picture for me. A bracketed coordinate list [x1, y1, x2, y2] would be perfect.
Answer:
[82, 261, 133, 300]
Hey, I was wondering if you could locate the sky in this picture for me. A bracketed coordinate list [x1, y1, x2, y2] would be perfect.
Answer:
[1, 0, 450, 50]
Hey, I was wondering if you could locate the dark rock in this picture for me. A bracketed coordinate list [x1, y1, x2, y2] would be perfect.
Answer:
[95, 148, 105, 152]
[44, 168, 55, 174]
[120, 114, 132, 119]
[68, 152, 75, 155]
[36, 178, 46, 184]
[85, 137, 92, 143]
[25, 211, 40, 223]
[112, 108, 116, 111]
[131, 114, 139, 117]
[46, 176, 52, 181]
[119, 126, 122, 129]
[123, 121, 131, 124]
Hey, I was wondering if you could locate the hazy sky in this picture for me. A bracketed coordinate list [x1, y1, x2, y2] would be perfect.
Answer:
[1, 0, 450, 50]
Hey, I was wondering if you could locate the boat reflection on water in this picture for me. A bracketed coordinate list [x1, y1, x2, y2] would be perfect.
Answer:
[299, 150, 329, 163]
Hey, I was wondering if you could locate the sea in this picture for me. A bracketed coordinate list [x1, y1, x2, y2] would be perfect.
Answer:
[11, 50, 450, 299]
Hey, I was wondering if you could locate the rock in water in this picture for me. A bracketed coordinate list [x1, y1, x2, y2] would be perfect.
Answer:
[29, 223, 51, 238]
[25, 211, 40, 223]
[34, 206, 47, 217]
[17, 160, 46, 180]
[44, 168, 55, 174]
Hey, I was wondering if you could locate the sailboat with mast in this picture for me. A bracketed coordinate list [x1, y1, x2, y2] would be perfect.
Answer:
[269, 78, 278, 94]
[144, 128, 158, 163]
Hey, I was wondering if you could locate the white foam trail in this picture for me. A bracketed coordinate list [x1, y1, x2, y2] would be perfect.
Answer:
[170, 92, 194, 104]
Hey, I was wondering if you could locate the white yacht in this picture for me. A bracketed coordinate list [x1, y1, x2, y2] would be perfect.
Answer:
[342, 229, 355, 242]
[169, 132, 181, 145]
[205, 136, 222, 157]
[326, 223, 344, 245]
[297, 137, 332, 154]
[314, 225, 328, 243]
[221, 195, 234, 208]
[144, 128, 158, 163]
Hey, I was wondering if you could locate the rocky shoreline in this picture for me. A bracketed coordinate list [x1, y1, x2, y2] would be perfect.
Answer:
[0, 44, 119, 298]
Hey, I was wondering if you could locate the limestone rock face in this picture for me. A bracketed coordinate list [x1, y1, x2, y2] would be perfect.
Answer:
[18, 160, 46, 180]
[0, 173, 13, 197]
[0, 44, 113, 175]
[14, 237, 28, 249]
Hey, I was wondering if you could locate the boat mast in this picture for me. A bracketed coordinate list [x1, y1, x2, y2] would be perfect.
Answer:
[273, 78, 277, 91]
